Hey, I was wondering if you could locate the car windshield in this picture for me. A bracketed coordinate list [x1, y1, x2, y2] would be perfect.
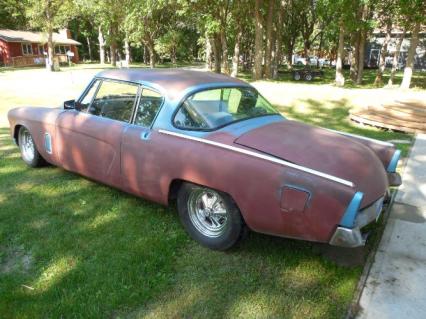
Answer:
[174, 87, 278, 130]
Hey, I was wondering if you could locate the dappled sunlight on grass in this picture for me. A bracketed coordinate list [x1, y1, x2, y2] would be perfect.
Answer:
[33, 255, 78, 293]
[0, 66, 417, 317]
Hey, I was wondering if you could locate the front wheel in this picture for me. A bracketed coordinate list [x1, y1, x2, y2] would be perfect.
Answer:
[177, 183, 246, 251]
[18, 126, 45, 167]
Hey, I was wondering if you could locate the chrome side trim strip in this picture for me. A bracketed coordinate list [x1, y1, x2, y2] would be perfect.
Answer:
[159, 129, 354, 187]
[327, 129, 394, 147]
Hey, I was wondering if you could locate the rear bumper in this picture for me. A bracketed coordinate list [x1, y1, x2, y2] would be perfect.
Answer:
[388, 172, 402, 187]
[329, 227, 366, 247]
[330, 196, 384, 247]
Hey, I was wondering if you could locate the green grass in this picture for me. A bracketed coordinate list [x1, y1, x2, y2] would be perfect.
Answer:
[239, 67, 426, 90]
[0, 66, 414, 318]
[0, 128, 361, 318]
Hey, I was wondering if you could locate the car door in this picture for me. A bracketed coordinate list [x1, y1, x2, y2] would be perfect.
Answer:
[121, 87, 164, 200]
[56, 79, 140, 187]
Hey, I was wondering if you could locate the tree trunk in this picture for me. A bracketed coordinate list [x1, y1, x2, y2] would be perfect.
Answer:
[220, 28, 229, 74]
[273, 1, 284, 79]
[374, 22, 391, 86]
[86, 36, 93, 61]
[350, 31, 360, 81]
[388, 29, 405, 86]
[356, 3, 369, 85]
[317, 30, 324, 68]
[356, 29, 366, 85]
[171, 46, 177, 65]
[401, 21, 420, 89]
[147, 40, 156, 68]
[98, 26, 105, 64]
[264, 0, 275, 78]
[286, 41, 294, 69]
[110, 43, 117, 67]
[231, 28, 242, 77]
[143, 45, 148, 64]
[124, 39, 131, 66]
[205, 32, 213, 70]
[335, 20, 345, 87]
[212, 34, 221, 73]
[253, 0, 264, 80]
[47, 29, 55, 71]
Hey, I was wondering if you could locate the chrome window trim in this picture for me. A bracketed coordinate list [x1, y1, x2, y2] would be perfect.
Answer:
[159, 129, 354, 188]
[327, 129, 394, 147]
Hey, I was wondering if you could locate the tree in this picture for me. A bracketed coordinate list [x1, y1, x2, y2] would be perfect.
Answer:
[26, 0, 75, 71]
[125, 0, 172, 68]
[253, 0, 264, 80]
[388, 29, 405, 86]
[264, 0, 275, 78]
[400, 21, 421, 89]
[0, 0, 27, 29]
[399, 0, 425, 89]
[335, 18, 345, 86]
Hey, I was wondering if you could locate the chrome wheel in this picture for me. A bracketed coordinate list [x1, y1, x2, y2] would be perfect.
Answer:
[19, 128, 35, 162]
[187, 189, 229, 238]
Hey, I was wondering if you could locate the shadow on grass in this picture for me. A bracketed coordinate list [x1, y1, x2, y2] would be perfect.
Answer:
[0, 125, 371, 318]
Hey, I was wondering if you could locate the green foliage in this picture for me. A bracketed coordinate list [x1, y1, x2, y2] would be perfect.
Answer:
[0, 0, 27, 29]
[25, 0, 75, 33]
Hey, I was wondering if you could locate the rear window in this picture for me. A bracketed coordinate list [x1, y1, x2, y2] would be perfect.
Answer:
[173, 87, 278, 130]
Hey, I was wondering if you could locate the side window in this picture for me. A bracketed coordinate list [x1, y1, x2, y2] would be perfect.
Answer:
[79, 80, 100, 112]
[134, 88, 163, 127]
[89, 80, 138, 123]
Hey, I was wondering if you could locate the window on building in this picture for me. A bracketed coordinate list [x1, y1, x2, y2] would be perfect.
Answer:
[54, 45, 71, 55]
[38, 45, 45, 55]
[21, 43, 33, 55]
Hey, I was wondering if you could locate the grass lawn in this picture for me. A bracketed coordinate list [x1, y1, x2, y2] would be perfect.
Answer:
[239, 67, 426, 90]
[0, 65, 415, 318]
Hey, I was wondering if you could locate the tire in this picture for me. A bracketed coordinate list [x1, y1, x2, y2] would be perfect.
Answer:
[294, 72, 301, 81]
[305, 73, 313, 81]
[18, 126, 45, 167]
[177, 183, 246, 251]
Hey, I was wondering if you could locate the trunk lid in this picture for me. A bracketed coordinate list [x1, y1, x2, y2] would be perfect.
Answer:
[234, 120, 388, 206]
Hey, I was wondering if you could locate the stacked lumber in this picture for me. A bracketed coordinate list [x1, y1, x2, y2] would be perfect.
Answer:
[350, 99, 426, 134]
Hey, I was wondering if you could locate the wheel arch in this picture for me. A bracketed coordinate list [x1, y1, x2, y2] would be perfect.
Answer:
[13, 124, 23, 145]
[167, 179, 244, 221]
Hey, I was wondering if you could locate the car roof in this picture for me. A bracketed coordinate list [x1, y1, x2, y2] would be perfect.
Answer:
[95, 68, 250, 99]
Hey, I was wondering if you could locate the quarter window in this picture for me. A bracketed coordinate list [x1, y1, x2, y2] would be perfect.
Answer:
[88, 80, 138, 123]
[174, 87, 277, 130]
[134, 88, 163, 127]
[22, 43, 33, 55]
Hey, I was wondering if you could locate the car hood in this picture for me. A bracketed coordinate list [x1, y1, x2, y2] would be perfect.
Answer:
[234, 120, 388, 206]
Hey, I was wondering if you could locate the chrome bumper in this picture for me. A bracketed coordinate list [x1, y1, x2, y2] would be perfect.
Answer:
[388, 172, 402, 187]
[330, 196, 384, 248]
[329, 227, 366, 247]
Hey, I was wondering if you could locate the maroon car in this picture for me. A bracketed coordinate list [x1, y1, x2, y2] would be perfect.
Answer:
[8, 69, 401, 250]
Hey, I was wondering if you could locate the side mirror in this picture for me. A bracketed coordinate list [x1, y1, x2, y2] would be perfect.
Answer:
[63, 99, 82, 111]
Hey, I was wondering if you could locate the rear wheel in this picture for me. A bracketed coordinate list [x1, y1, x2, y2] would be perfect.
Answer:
[177, 183, 246, 250]
[18, 126, 45, 167]
[305, 73, 313, 81]
[293, 72, 301, 81]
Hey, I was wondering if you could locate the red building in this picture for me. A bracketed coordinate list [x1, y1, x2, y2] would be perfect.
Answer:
[0, 29, 80, 67]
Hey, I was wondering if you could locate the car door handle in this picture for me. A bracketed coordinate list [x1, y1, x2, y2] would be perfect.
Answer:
[140, 131, 151, 140]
